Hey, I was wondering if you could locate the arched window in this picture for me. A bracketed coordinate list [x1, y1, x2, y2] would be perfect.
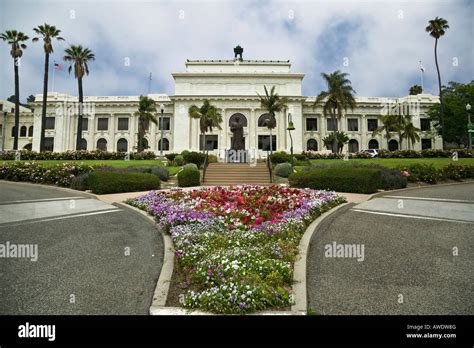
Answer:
[97, 138, 107, 151]
[117, 138, 128, 152]
[78, 138, 87, 150]
[307, 139, 318, 151]
[388, 139, 399, 151]
[158, 138, 170, 151]
[368, 139, 379, 150]
[141, 138, 149, 150]
[348, 139, 359, 153]
[228, 113, 248, 127]
[11, 126, 16, 137]
[28, 126, 33, 137]
[258, 113, 275, 127]
[23, 143, 32, 151]
[20, 126, 27, 137]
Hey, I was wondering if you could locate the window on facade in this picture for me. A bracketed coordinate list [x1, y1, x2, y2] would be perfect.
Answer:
[82, 118, 88, 131]
[367, 119, 378, 132]
[97, 118, 108, 131]
[421, 138, 432, 150]
[141, 138, 149, 149]
[97, 138, 107, 151]
[45, 117, 55, 130]
[117, 138, 128, 152]
[20, 126, 27, 137]
[306, 118, 317, 131]
[388, 139, 399, 151]
[326, 119, 337, 131]
[0, 104, 3, 111]
[158, 138, 170, 151]
[11, 126, 16, 137]
[420, 118, 430, 131]
[348, 139, 359, 153]
[117, 117, 129, 131]
[229, 113, 248, 127]
[28, 126, 33, 137]
[368, 139, 379, 149]
[44, 137, 54, 152]
[200, 135, 218, 150]
[258, 135, 276, 151]
[78, 138, 87, 150]
[307, 139, 318, 151]
[258, 113, 274, 127]
[158, 117, 171, 130]
[0, 125, 2, 136]
[347, 118, 358, 132]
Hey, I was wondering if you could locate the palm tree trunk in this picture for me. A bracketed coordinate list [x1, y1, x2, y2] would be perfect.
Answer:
[269, 128, 273, 155]
[332, 108, 337, 153]
[13, 58, 20, 150]
[76, 77, 83, 150]
[201, 132, 205, 153]
[434, 38, 445, 149]
[39, 52, 50, 152]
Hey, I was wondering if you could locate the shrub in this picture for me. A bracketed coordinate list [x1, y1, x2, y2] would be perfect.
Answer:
[207, 154, 218, 163]
[87, 171, 160, 194]
[165, 153, 179, 162]
[70, 173, 90, 191]
[289, 168, 382, 194]
[183, 163, 198, 171]
[151, 166, 169, 181]
[399, 163, 441, 184]
[274, 162, 294, 178]
[302, 151, 344, 160]
[182, 151, 206, 167]
[270, 151, 292, 164]
[294, 154, 308, 161]
[440, 164, 474, 181]
[380, 168, 407, 190]
[0, 150, 156, 161]
[173, 155, 184, 166]
[178, 168, 200, 187]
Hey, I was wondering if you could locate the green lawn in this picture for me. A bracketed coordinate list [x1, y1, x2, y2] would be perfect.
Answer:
[295, 157, 474, 171]
[1, 159, 182, 175]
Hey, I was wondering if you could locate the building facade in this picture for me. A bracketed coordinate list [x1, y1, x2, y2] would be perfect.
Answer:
[1, 58, 442, 155]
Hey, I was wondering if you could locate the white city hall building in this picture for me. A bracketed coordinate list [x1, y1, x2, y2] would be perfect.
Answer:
[1, 53, 442, 156]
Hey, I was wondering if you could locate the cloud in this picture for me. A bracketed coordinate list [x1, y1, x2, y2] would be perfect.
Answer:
[0, 0, 472, 101]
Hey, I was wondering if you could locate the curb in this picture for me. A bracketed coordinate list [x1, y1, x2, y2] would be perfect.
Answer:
[291, 202, 350, 312]
[0, 179, 98, 199]
[115, 202, 175, 314]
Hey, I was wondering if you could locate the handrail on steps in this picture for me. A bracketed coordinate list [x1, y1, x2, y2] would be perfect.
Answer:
[202, 150, 209, 183]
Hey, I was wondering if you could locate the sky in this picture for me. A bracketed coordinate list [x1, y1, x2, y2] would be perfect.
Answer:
[0, 0, 472, 101]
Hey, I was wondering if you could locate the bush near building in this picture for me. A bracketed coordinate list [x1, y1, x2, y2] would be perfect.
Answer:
[0, 150, 157, 161]
[181, 151, 206, 168]
[178, 167, 201, 187]
[87, 171, 160, 194]
[289, 168, 383, 194]
[274, 163, 294, 177]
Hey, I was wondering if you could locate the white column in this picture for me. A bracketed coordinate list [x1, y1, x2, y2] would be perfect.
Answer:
[249, 108, 255, 150]
[109, 113, 115, 151]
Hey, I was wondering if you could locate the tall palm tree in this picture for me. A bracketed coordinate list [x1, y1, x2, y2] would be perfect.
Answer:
[188, 99, 223, 152]
[409, 84, 423, 95]
[32, 24, 64, 152]
[401, 121, 421, 150]
[313, 71, 356, 153]
[258, 85, 288, 155]
[335, 131, 349, 153]
[426, 17, 449, 148]
[63, 45, 95, 150]
[0, 30, 29, 150]
[135, 96, 157, 152]
[373, 114, 397, 149]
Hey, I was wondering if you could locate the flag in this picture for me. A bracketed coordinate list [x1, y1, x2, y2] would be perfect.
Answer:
[419, 61, 425, 72]
[54, 63, 63, 70]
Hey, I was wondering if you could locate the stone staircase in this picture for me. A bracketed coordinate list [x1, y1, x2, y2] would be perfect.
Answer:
[203, 163, 271, 186]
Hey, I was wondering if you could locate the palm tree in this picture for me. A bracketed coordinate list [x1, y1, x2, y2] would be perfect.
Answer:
[32, 24, 64, 152]
[188, 99, 223, 152]
[335, 131, 349, 153]
[426, 17, 449, 148]
[373, 114, 397, 149]
[63, 45, 95, 150]
[314, 71, 356, 153]
[0, 30, 29, 150]
[135, 96, 158, 152]
[401, 121, 421, 150]
[409, 84, 423, 95]
[258, 85, 289, 155]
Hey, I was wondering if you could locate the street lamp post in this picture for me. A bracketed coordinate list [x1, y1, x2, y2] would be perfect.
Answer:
[467, 103, 472, 150]
[287, 112, 295, 165]
[2, 111, 7, 151]
[159, 104, 165, 157]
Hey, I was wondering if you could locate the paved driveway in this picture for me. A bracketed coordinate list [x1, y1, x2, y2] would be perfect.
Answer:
[307, 182, 474, 315]
[0, 181, 163, 314]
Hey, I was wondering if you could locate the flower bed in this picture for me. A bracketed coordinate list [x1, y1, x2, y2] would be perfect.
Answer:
[127, 185, 345, 314]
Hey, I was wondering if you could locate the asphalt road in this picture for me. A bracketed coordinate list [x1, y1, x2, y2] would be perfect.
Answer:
[307, 182, 474, 315]
[0, 181, 163, 315]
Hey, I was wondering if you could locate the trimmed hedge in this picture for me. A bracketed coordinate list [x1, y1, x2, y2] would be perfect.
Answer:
[178, 168, 200, 187]
[289, 168, 383, 194]
[270, 151, 293, 164]
[398, 163, 474, 184]
[182, 151, 206, 167]
[0, 150, 156, 161]
[351, 149, 473, 159]
[274, 163, 293, 177]
[87, 171, 160, 194]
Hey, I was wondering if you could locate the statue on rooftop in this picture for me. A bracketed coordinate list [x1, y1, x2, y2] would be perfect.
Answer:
[234, 45, 243, 61]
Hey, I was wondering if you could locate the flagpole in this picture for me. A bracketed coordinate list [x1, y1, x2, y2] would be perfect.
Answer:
[52, 60, 55, 93]
[148, 72, 152, 94]
[419, 60, 424, 93]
